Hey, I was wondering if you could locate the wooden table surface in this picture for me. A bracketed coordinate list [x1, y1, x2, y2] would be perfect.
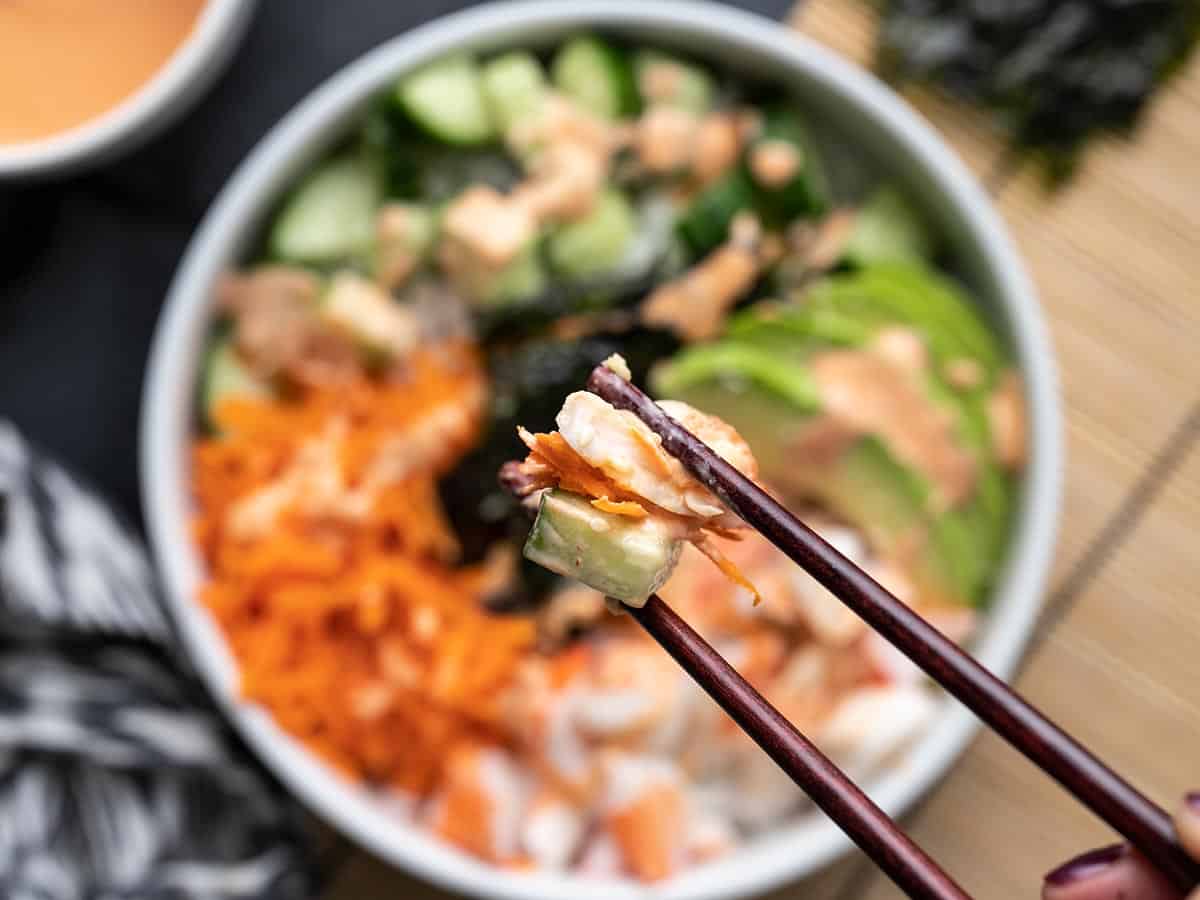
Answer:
[324, 5, 1200, 897]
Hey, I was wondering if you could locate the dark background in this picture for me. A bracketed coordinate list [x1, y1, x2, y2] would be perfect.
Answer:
[0, 0, 789, 529]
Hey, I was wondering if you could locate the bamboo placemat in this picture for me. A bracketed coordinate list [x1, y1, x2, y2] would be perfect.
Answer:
[780, 4, 1200, 898]
[323, 6, 1200, 896]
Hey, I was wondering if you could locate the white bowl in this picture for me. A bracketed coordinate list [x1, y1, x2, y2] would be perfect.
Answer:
[140, 3, 1062, 898]
[0, 0, 256, 179]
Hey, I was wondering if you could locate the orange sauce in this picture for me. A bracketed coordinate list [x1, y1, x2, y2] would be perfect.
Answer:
[0, 0, 207, 144]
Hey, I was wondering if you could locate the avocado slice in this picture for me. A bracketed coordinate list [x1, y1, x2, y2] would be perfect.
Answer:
[652, 271, 1016, 606]
[803, 264, 1005, 378]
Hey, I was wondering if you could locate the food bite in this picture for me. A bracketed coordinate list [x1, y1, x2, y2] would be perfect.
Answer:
[508, 366, 762, 606]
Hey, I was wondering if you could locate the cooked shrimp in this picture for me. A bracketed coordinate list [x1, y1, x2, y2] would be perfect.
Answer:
[428, 746, 528, 863]
[554, 391, 758, 526]
[521, 788, 586, 870]
[602, 754, 687, 882]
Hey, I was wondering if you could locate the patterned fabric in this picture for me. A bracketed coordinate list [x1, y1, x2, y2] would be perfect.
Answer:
[0, 424, 317, 900]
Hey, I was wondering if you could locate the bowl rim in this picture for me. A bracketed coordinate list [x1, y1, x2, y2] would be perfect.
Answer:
[140, 3, 1063, 898]
[0, 0, 256, 178]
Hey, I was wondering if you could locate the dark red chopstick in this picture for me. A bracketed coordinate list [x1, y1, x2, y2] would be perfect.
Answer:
[499, 462, 967, 897]
[587, 364, 1200, 894]
[630, 593, 971, 900]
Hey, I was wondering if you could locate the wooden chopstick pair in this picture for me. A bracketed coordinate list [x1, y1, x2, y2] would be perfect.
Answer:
[579, 364, 1199, 900]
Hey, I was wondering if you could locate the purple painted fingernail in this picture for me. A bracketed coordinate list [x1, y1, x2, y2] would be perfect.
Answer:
[1044, 844, 1125, 886]
[1185, 792, 1200, 812]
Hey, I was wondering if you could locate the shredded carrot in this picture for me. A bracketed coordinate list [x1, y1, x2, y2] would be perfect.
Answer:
[591, 497, 648, 518]
[192, 342, 535, 794]
[517, 429, 647, 507]
[694, 536, 763, 606]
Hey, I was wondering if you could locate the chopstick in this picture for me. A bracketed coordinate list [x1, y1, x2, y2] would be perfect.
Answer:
[629, 592, 972, 900]
[498, 464, 969, 897]
[587, 364, 1200, 893]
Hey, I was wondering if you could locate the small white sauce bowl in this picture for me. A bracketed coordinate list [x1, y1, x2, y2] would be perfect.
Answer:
[0, 0, 256, 180]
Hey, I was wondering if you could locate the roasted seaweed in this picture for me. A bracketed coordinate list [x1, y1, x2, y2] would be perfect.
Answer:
[877, 0, 1200, 184]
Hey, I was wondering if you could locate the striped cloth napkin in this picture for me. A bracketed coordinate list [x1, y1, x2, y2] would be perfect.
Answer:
[0, 423, 317, 900]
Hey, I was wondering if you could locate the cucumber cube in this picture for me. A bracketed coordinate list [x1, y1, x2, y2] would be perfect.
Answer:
[524, 489, 683, 606]
[482, 52, 548, 134]
[551, 36, 639, 119]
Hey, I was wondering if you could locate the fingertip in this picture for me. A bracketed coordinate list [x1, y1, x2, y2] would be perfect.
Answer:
[1043, 845, 1126, 900]
[1043, 845, 1181, 900]
[1175, 792, 1200, 861]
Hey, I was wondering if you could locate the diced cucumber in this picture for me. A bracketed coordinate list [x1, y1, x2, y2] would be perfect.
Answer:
[372, 202, 437, 287]
[417, 150, 522, 204]
[201, 337, 273, 432]
[750, 107, 830, 224]
[455, 240, 547, 309]
[396, 54, 495, 145]
[651, 343, 821, 412]
[486, 243, 547, 306]
[677, 165, 755, 255]
[269, 155, 382, 265]
[546, 188, 636, 279]
[551, 36, 638, 119]
[524, 489, 683, 606]
[842, 186, 936, 267]
[608, 192, 680, 282]
[633, 50, 715, 113]
[482, 51, 548, 134]
[321, 271, 419, 357]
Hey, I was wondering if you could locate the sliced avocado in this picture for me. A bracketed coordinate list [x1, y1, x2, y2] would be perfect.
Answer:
[524, 489, 683, 605]
[654, 282, 1016, 606]
[726, 302, 875, 350]
[651, 342, 820, 412]
[804, 264, 1004, 377]
[782, 438, 991, 606]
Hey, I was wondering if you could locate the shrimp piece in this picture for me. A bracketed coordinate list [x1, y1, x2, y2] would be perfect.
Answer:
[864, 604, 976, 685]
[554, 391, 757, 527]
[818, 685, 939, 780]
[576, 833, 623, 879]
[603, 754, 687, 882]
[502, 661, 598, 801]
[521, 787, 586, 870]
[427, 746, 528, 863]
[573, 637, 690, 748]
[685, 812, 737, 863]
[785, 524, 870, 647]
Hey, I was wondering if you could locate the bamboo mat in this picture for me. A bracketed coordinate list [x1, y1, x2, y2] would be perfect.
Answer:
[324, 5, 1200, 897]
